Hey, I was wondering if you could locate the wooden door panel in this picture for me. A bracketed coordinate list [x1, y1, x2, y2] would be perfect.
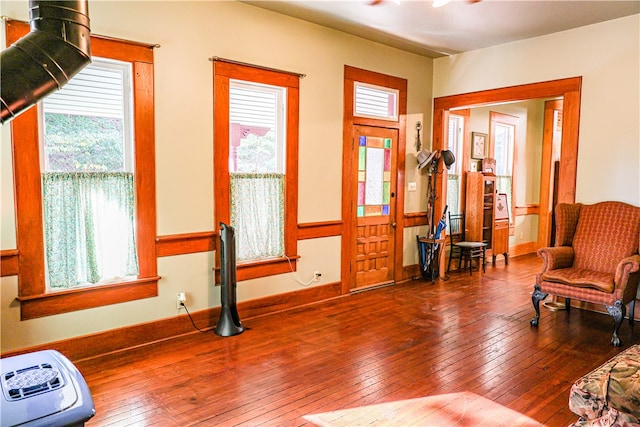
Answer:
[352, 126, 397, 290]
[356, 225, 390, 285]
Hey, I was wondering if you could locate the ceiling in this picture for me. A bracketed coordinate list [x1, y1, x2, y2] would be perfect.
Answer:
[243, 0, 640, 58]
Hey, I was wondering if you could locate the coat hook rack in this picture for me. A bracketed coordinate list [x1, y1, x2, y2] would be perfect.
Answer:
[415, 121, 422, 152]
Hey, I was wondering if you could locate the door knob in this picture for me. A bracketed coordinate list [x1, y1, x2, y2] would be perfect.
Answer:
[391, 222, 397, 228]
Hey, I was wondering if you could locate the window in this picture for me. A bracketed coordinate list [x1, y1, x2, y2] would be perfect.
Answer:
[446, 114, 464, 215]
[41, 59, 138, 289]
[229, 80, 286, 261]
[494, 123, 514, 175]
[490, 112, 518, 222]
[213, 60, 300, 280]
[8, 20, 158, 319]
[354, 82, 398, 121]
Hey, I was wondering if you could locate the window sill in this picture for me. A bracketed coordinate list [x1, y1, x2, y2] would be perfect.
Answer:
[17, 276, 160, 320]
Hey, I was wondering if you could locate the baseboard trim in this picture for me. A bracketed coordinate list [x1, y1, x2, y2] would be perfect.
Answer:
[509, 242, 536, 258]
[402, 264, 421, 281]
[1, 281, 343, 362]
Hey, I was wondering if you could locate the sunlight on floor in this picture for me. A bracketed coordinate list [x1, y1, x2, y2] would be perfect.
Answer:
[303, 391, 542, 426]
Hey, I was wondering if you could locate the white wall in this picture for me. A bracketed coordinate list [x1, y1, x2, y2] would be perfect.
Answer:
[434, 14, 640, 206]
[0, 0, 432, 352]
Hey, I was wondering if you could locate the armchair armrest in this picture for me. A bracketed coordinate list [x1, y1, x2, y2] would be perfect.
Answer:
[537, 246, 574, 273]
[614, 254, 640, 302]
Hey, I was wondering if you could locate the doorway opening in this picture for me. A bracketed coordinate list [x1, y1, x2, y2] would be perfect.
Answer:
[437, 77, 581, 258]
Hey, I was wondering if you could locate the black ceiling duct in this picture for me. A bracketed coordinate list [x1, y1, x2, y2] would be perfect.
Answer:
[0, 0, 91, 125]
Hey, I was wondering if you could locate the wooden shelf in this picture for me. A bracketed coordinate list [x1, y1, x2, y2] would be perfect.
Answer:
[466, 172, 510, 264]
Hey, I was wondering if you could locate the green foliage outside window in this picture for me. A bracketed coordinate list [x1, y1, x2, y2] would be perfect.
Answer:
[44, 113, 125, 172]
[235, 132, 278, 173]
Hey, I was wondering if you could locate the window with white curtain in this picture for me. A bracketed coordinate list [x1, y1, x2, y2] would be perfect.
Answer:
[446, 114, 464, 216]
[40, 58, 138, 289]
[229, 80, 286, 261]
[493, 120, 515, 222]
[213, 60, 299, 281]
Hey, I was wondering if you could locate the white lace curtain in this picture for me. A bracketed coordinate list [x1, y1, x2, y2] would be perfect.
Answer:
[230, 173, 285, 261]
[447, 174, 460, 216]
[42, 172, 139, 288]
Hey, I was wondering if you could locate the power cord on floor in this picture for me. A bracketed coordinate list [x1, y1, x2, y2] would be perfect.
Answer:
[180, 302, 251, 333]
[180, 302, 209, 333]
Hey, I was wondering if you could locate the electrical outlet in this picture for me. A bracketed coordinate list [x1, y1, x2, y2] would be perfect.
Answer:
[177, 292, 186, 309]
[313, 271, 321, 282]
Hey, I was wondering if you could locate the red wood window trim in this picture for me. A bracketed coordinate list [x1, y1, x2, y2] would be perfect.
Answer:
[212, 61, 299, 281]
[6, 20, 158, 320]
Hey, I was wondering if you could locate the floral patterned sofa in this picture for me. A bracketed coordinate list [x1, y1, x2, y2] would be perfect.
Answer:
[569, 344, 640, 426]
[530, 201, 640, 346]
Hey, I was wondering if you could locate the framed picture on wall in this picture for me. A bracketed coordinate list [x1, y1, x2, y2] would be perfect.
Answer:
[471, 132, 487, 159]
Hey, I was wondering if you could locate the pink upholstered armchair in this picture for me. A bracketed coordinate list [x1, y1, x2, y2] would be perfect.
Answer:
[530, 201, 640, 346]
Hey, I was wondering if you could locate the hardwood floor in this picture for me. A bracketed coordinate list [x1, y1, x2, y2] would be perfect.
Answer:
[76, 254, 637, 426]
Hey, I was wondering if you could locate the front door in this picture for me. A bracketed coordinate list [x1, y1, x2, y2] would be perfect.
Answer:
[351, 125, 398, 291]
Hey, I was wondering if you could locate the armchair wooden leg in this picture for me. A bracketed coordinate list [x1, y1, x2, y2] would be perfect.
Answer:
[630, 300, 636, 325]
[530, 285, 548, 327]
[606, 300, 626, 347]
[565, 298, 571, 312]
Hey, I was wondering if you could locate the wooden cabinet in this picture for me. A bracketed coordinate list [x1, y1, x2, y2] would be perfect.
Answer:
[466, 172, 510, 264]
[493, 219, 509, 264]
[465, 172, 495, 248]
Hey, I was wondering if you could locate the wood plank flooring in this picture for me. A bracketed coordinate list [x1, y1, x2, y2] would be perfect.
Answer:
[75, 254, 638, 426]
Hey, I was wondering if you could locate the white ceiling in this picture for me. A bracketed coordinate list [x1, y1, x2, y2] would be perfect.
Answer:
[243, 0, 640, 57]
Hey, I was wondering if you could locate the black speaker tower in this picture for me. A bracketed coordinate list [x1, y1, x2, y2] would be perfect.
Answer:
[215, 223, 244, 337]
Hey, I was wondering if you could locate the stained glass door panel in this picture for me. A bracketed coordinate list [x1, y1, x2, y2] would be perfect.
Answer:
[352, 125, 397, 290]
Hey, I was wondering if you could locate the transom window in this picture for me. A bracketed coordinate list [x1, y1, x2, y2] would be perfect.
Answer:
[354, 82, 398, 121]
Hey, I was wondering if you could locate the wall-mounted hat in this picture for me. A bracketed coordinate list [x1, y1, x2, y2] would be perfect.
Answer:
[417, 149, 438, 170]
[441, 150, 455, 170]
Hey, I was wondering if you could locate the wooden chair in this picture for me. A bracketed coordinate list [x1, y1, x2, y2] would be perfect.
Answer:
[447, 212, 487, 275]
